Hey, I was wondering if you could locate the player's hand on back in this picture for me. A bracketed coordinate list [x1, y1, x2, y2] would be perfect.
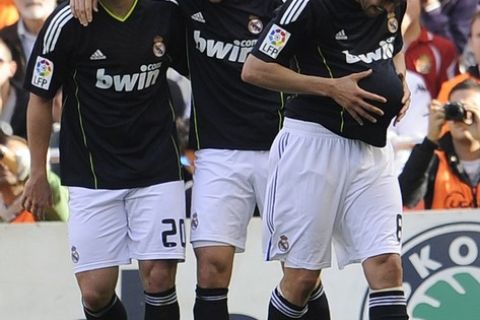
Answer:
[70, 0, 98, 27]
[21, 172, 53, 220]
[394, 75, 411, 125]
[330, 69, 386, 126]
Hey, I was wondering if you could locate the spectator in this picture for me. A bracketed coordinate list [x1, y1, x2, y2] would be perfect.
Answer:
[0, 123, 34, 223]
[0, 0, 19, 30]
[400, 79, 480, 209]
[0, 38, 29, 138]
[403, 0, 458, 98]
[0, 0, 57, 138]
[421, 0, 478, 54]
[437, 11, 480, 103]
[0, 120, 68, 222]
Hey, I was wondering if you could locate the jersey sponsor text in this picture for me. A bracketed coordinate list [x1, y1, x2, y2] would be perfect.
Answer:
[342, 37, 395, 64]
[95, 63, 162, 92]
[193, 30, 257, 63]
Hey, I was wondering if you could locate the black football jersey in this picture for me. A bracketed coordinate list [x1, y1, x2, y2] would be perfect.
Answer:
[178, 0, 285, 150]
[251, 0, 407, 147]
[24, 0, 186, 189]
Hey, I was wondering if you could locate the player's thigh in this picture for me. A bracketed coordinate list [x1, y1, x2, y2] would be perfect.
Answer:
[126, 180, 186, 261]
[251, 150, 269, 214]
[68, 187, 130, 274]
[191, 149, 257, 251]
[263, 119, 349, 270]
[335, 143, 403, 268]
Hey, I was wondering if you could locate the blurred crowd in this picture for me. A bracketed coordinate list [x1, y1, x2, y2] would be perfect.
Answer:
[1, 0, 480, 223]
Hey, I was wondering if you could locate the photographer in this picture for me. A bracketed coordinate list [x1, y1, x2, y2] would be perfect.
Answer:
[400, 79, 480, 209]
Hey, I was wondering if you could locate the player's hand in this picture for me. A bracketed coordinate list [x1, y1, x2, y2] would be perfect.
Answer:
[426, 100, 445, 144]
[21, 172, 53, 220]
[70, 0, 98, 27]
[394, 75, 411, 125]
[330, 69, 386, 126]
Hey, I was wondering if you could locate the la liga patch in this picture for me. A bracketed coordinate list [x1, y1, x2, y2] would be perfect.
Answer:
[32, 56, 54, 90]
[259, 24, 291, 59]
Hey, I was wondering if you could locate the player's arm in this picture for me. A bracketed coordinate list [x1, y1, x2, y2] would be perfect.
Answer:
[21, 94, 53, 218]
[392, 51, 411, 124]
[242, 55, 386, 125]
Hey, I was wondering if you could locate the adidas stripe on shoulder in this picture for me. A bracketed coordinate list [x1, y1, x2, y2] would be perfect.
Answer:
[280, 0, 309, 25]
[42, 6, 74, 55]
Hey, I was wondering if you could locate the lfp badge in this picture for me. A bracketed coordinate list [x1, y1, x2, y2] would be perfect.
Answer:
[259, 23, 290, 59]
[32, 56, 54, 90]
[359, 222, 480, 320]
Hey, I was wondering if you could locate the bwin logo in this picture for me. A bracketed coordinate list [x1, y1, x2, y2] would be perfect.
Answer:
[343, 36, 395, 64]
[359, 222, 480, 320]
[95, 63, 162, 92]
[193, 30, 257, 63]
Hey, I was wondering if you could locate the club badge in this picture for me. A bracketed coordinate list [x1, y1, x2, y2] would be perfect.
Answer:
[153, 36, 166, 57]
[387, 13, 398, 33]
[248, 16, 263, 35]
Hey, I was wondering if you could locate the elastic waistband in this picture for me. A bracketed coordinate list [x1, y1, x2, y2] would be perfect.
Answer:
[283, 117, 336, 137]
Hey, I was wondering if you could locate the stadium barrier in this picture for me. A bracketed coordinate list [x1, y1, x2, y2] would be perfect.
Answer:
[0, 210, 479, 320]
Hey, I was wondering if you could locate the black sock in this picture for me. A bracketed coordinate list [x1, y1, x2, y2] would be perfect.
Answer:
[83, 294, 127, 320]
[144, 286, 179, 320]
[369, 290, 408, 320]
[268, 287, 307, 320]
[193, 286, 228, 320]
[304, 285, 330, 319]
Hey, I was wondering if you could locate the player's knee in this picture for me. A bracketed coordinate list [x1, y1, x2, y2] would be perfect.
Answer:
[283, 271, 319, 301]
[81, 289, 115, 311]
[197, 257, 233, 287]
[140, 260, 177, 292]
[363, 253, 403, 289]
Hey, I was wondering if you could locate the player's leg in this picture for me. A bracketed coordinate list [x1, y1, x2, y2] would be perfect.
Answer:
[68, 187, 131, 320]
[303, 276, 330, 320]
[126, 180, 186, 320]
[363, 253, 407, 320]
[139, 260, 180, 320]
[193, 245, 235, 320]
[253, 148, 330, 319]
[264, 119, 345, 319]
[76, 267, 126, 320]
[190, 149, 257, 320]
[268, 268, 320, 319]
[337, 142, 408, 320]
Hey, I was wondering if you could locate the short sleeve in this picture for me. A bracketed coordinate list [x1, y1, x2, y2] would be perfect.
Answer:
[24, 4, 77, 99]
[251, 0, 314, 66]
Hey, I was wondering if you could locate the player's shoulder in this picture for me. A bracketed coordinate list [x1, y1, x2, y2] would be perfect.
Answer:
[42, 2, 79, 34]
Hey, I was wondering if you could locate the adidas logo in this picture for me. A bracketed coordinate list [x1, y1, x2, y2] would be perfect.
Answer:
[191, 12, 205, 23]
[335, 29, 348, 40]
[90, 49, 107, 60]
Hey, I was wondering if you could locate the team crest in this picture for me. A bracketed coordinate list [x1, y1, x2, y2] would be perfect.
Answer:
[414, 54, 432, 75]
[153, 36, 166, 57]
[71, 246, 80, 264]
[387, 13, 398, 33]
[278, 235, 289, 252]
[248, 16, 263, 35]
[191, 212, 199, 230]
[359, 222, 480, 319]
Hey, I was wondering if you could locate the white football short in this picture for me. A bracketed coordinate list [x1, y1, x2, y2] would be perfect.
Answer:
[190, 149, 269, 252]
[264, 118, 403, 270]
[68, 181, 186, 273]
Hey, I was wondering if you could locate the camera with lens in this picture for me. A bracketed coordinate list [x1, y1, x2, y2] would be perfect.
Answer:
[443, 101, 466, 121]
